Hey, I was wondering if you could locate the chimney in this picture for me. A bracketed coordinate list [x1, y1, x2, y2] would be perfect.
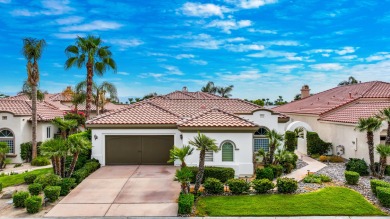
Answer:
[300, 85, 310, 99]
[182, 86, 188, 92]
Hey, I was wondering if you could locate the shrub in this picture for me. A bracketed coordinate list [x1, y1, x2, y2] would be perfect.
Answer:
[188, 166, 234, 183]
[28, 183, 42, 196]
[345, 171, 359, 185]
[268, 164, 283, 178]
[310, 153, 321, 159]
[319, 155, 329, 162]
[0, 182, 2, 193]
[306, 132, 332, 155]
[24, 174, 37, 184]
[329, 156, 344, 163]
[346, 158, 369, 176]
[385, 165, 390, 176]
[320, 174, 332, 182]
[84, 160, 100, 173]
[31, 156, 50, 166]
[13, 191, 30, 208]
[370, 179, 390, 196]
[227, 179, 250, 195]
[34, 173, 61, 188]
[252, 179, 275, 194]
[377, 187, 390, 207]
[255, 167, 274, 180]
[203, 178, 224, 195]
[59, 178, 76, 196]
[64, 112, 86, 126]
[178, 193, 194, 215]
[44, 186, 61, 202]
[303, 174, 322, 184]
[284, 131, 296, 152]
[25, 196, 42, 214]
[20, 141, 42, 162]
[277, 177, 298, 194]
[73, 168, 89, 184]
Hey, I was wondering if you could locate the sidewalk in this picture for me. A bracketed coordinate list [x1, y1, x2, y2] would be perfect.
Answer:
[1, 164, 52, 175]
[39, 216, 389, 219]
[281, 151, 327, 181]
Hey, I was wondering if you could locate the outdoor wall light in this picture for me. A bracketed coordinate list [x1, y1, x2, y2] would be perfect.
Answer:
[180, 134, 183, 140]
[94, 134, 98, 140]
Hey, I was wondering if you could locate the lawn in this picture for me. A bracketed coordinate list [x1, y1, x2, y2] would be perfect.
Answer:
[196, 187, 386, 216]
[0, 168, 52, 188]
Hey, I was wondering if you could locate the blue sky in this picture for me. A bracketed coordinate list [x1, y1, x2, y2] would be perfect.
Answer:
[1, 0, 390, 102]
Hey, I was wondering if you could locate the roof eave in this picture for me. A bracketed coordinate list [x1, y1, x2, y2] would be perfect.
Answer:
[178, 126, 259, 132]
[86, 124, 178, 129]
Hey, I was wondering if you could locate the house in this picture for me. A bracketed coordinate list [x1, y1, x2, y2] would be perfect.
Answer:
[274, 81, 390, 162]
[86, 88, 289, 176]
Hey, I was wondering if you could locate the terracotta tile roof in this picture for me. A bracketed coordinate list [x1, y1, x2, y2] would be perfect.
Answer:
[178, 108, 258, 127]
[72, 102, 125, 112]
[0, 100, 64, 121]
[161, 91, 222, 99]
[3, 94, 30, 101]
[319, 101, 390, 124]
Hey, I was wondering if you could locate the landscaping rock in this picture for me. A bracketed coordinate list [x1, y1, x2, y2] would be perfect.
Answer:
[0, 191, 14, 199]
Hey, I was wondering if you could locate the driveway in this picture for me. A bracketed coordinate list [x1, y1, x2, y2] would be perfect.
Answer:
[46, 165, 180, 217]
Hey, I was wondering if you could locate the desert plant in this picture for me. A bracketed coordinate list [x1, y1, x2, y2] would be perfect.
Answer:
[168, 145, 194, 168]
[266, 129, 284, 164]
[204, 177, 224, 195]
[376, 144, 390, 178]
[345, 171, 360, 185]
[175, 167, 193, 194]
[227, 179, 250, 194]
[252, 179, 275, 194]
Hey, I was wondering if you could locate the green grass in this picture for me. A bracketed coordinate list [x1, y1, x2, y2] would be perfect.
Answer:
[196, 187, 386, 216]
[0, 168, 52, 188]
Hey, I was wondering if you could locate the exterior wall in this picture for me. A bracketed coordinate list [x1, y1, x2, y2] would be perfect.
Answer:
[241, 110, 284, 133]
[183, 132, 254, 177]
[37, 123, 59, 142]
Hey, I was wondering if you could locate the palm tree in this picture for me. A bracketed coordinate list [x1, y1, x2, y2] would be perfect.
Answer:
[376, 144, 390, 178]
[355, 117, 383, 176]
[52, 117, 78, 139]
[338, 76, 358, 86]
[40, 138, 68, 176]
[67, 132, 92, 177]
[377, 108, 390, 145]
[201, 81, 217, 94]
[64, 35, 117, 119]
[188, 132, 218, 194]
[21, 81, 45, 101]
[216, 85, 234, 98]
[71, 92, 86, 113]
[22, 38, 46, 160]
[168, 145, 194, 168]
[266, 129, 284, 164]
[175, 167, 193, 194]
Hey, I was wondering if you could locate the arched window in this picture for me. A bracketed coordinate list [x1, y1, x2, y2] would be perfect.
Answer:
[255, 127, 268, 136]
[221, 141, 234, 162]
[254, 127, 269, 152]
[0, 129, 14, 154]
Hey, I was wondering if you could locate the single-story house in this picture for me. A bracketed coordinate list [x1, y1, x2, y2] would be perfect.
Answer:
[86, 88, 290, 176]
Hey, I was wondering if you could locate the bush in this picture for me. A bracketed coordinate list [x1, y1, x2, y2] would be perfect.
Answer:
[44, 186, 61, 202]
[277, 177, 298, 194]
[34, 173, 62, 188]
[188, 166, 234, 183]
[0, 182, 2, 193]
[303, 174, 322, 184]
[346, 158, 369, 176]
[370, 179, 390, 196]
[178, 193, 194, 215]
[31, 156, 50, 166]
[310, 153, 321, 159]
[385, 165, 390, 176]
[20, 141, 42, 162]
[255, 167, 274, 180]
[227, 179, 250, 195]
[59, 178, 76, 196]
[319, 155, 329, 162]
[24, 174, 37, 184]
[64, 112, 86, 126]
[284, 131, 296, 152]
[252, 179, 275, 194]
[84, 160, 100, 173]
[13, 191, 30, 208]
[345, 171, 359, 185]
[203, 178, 224, 195]
[268, 164, 283, 178]
[306, 132, 332, 155]
[73, 168, 89, 184]
[329, 156, 344, 163]
[28, 183, 43, 196]
[25, 196, 42, 214]
[320, 174, 332, 182]
[377, 187, 390, 207]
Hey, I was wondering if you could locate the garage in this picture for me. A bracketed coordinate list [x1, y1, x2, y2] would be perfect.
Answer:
[105, 135, 174, 165]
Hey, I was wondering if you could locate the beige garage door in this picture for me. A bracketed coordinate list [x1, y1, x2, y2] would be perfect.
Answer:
[105, 135, 174, 165]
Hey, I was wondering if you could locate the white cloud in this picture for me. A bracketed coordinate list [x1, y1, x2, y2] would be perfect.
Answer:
[304, 47, 357, 56]
[337, 55, 358, 60]
[117, 72, 130, 75]
[190, 60, 208, 65]
[225, 0, 277, 9]
[55, 16, 84, 25]
[265, 40, 301, 46]
[179, 34, 221, 49]
[139, 73, 164, 79]
[52, 33, 86, 39]
[309, 63, 343, 71]
[179, 2, 228, 18]
[225, 43, 264, 52]
[110, 39, 143, 51]
[60, 20, 123, 32]
[247, 50, 296, 58]
[248, 28, 277, 34]
[176, 54, 195, 59]
[11, 0, 74, 16]
[207, 19, 252, 34]
[11, 9, 40, 16]
[161, 65, 184, 75]
[220, 69, 261, 81]
[53, 63, 62, 68]
[335, 46, 356, 55]
[366, 52, 390, 62]
[226, 37, 247, 42]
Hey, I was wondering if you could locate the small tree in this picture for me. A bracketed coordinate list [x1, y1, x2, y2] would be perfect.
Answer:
[266, 129, 284, 164]
[52, 117, 78, 139]
[284, 131, 296, 152]
[377, 108, 390, 145]
[67, 132, 92, 177]
[175, 167, 193, 194]
[0, 142, 9, 169]
[376, 144, 390, 178]
[40, 138, 68, 176]
[168, 145, 194, 168]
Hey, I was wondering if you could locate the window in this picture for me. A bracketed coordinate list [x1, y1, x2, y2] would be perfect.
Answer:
[205, 150, 213, 162]
[0, 129, 14, 153]
[254, 127, 268, 136]
[259, 114, 265, 118]
[254, 138, 269, 152]
[2, 116, 7, 120]
[47, 126, 51, 139]
[221, 141, 234, 162]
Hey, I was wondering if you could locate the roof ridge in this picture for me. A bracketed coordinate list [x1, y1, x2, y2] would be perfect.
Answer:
[318, 98, 360, 118]
[361, 81, 380, 98]
[145, 101, 181, 118]
[86, 101, 146, 123]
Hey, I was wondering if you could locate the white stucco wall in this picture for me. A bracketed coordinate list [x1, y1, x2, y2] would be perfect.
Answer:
[241, 110, 284, 133]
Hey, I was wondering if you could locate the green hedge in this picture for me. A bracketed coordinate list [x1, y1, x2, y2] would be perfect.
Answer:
[227, 179, 250, 195]
[25, 196, 42, 214]
[267, 164, 283, 178]
[28, 183, 42, 196]
[277, 177, 298, 194]
[370, 179, 390, 196]
[306, 132, 332, 155]
[34, 173, 62, 188]
[255, 167, 274, 180]
[188, 166, 234, 183]
[72, 159, 101, 184]
[346, 158, 369, 176]
[204, 178, 224, 195]
[59, 178, 76, 196]
[44, 186, 61, 202]
[24, 174, 37, 184]
[13, 191, 30, 208]
[178, 193, 194, 215]
[345, 171, 359, 185]
[252, 179, 275, 194]
[284, 131, 296, 152]
[20, 141, 42, 162]
[377, 187, 390, 207]
[31, 156, 51, 166]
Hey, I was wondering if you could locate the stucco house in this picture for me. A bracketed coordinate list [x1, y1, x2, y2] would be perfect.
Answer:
[86, 88, 289, 176]
[274, 81, 390, 162]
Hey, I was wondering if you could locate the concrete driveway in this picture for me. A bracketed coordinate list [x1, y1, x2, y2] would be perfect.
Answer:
[46, 165, 180, 217]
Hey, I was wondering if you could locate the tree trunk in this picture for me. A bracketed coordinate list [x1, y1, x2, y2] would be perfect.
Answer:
[269, 144, 276, 164]
[95, 91, 100, 116]
[31, 84, 38, 159]
[194, 149, 206, 194]
[61, 156, 66, 177]
[386, 121, 390, 145]
[56, 156, 61, 176]
[51, 157, 57, 174]
[379, 156, 387, 179]
[181, 160, 187, 168]
[85, 62, 94, 120]
[67, 152, 79, 177]
[367, 131, 377, 176]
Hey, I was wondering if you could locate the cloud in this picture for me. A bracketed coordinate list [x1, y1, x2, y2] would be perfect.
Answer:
[225, 0, 277, 9]
[179, 2, 229, 18]
[304, 47, 357, 56]
[110, 39, 143, 51]
[53, 63, 62, 68]
[60, 20, 123, 32]
[117, 71, 130, 75]
[335, 46, 356, 55]
[11, 9, 40, 16]
[248, 28, 277, 34]
[337, 55, 358, 60]
[55, 16, 84, 25]
[265, 40, 301, 46]
[161, 65, 184, 75]
[176, 54, 195, 59]
[179, 34, 221, 49]
[11, 0, 74, 16]
[190, 60, 208, 65]
[206, 19, 252, 34]
[226, 37, 247, 42]
[52, 33, 86, 39]
[247, 50, 297, 58]
[309, 63, 343, 71]
[139, 73, 164, 79]
[366, 52, 390, 62]
[220, 69, 261, 81]
[225, 43, 264, 52]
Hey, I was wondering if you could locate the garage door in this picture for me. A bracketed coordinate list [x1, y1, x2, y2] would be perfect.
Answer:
[105, 135, 174, 165]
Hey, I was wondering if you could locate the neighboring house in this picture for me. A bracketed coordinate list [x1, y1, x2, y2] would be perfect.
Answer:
[86, 88, 289, 176]
[274, 81, 390, 162]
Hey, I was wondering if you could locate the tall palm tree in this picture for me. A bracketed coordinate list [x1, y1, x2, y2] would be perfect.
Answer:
[64, 35, 117, 119]
[71, 92, 86, 113]
[216, 85, 234, 98]
[168, 145, 194, 168]
[201, 81, 217, 94]
[21, 81, 45, 101]
[67, 132, 92, 177]
[266, 129, 284, 164]
[376, 144, 390, 178]
[22, 38, 46, 160]
[188, 132, 218, 194]
[355, 117, 383, 176]
[377, 107, 390, 145]
[338, 76, 358, 86]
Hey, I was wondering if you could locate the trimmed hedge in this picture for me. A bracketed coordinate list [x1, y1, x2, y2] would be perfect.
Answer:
[227, 179, 250, 195]
[370, 179, 390, 196]
[377, 187, 390, 207]
[204, 178, 224, 195]
[346, 158, 369, 176]
[25, 196, 42, 214]
[306, 131, 332, 155]
[20, 141, 42, 162]
[284, 131, 296, 152]
[252, 179, 275, 194]
[268, 164, 283, 178]
[24, 174, 37, 184]
[13, 191, 30, 208]
[28, 183, 43, 196]
[31, 156, 50, 166]
[59, 178, 76, 196]
[44, 186, 61, 202]
[277, 177, 298, 194]
[386, 165, 390, 176]
[345, 171, 359, 185]
[255, 167, 274, 180]
[188, 166, 234, 183]
[178, 193, 194, 215]
[34, 173, 62, 188]
[72, 159, 101, 184]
